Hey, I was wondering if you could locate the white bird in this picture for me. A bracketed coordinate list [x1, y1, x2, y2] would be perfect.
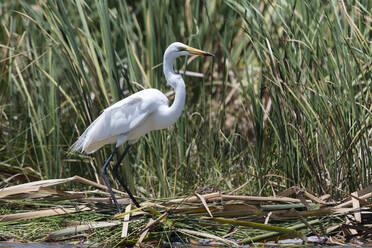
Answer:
[70, 42, 214, 212]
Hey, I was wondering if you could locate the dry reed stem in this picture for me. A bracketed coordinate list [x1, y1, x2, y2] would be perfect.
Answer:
[221, 195, 306, 203]
[0, 205, 91, 222]
[195, 192, 213, 217]
[178, 228, 240, 247]
[121, 204, 132, 238]
[336, 192, 372, 208]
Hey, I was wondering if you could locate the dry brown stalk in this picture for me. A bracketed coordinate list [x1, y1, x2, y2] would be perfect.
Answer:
[335, 192, 372, 208]
[351, 192, 361, 223]
[135, 212, 168, 246]
[0, 186, 57, 199]
[167, 192, 221, 204]
[303, 191, 327, 204]
[221, 195, 306, 203]
[178, 228, 240, 247]
[121, 204, 132, 238]
[195, 192, 213, 217]
[0, 176, 127, 200]
[228, 181, 249, 195]
[0, 205, 91, 222]
[277, 186, 298, 197]
[46, 220, 120, 241]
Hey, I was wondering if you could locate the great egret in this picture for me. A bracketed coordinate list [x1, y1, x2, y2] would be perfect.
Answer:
[70, 42, 214, 212]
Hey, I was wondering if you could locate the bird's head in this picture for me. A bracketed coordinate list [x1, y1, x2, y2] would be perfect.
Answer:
[165, 42, 214, 58]
[163, 42, 214, 88]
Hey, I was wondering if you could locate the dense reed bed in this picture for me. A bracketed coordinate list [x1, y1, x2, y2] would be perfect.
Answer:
[0, 0, 371, 245]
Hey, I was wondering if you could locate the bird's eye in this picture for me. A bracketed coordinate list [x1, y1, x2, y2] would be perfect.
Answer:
[177, 46, 188, 52]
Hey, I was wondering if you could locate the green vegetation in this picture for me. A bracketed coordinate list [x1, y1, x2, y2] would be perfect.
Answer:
[1, 0, 371, 201]
[0, 196, 345, 246]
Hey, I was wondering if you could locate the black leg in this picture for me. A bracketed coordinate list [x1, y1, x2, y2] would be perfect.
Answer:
[101, 146, 122, 213]
[112, 144, 141, 208]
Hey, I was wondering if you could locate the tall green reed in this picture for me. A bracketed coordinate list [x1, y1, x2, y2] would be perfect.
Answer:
[0, 0, 370, 199]
[226, 0, 371, 195]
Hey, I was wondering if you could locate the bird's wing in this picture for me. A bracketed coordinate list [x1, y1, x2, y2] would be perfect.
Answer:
[100, 89, 168, 139]
[69, 89, 168, 153]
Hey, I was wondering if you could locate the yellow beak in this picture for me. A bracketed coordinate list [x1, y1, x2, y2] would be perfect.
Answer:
[185, 46, 214, 57]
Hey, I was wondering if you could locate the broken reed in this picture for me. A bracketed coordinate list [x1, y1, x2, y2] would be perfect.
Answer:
[0, 0, 370, 198]
[3, 179, 366, 246]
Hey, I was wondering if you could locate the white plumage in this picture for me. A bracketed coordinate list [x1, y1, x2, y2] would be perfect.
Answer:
[70, 89, 169, 153]
[70, 42, 213, 154]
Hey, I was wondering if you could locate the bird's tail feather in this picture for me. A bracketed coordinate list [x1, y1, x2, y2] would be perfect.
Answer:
[68, 123, 93, 155]
[68, 135, 86, 154]
[68, 115, 103, 155]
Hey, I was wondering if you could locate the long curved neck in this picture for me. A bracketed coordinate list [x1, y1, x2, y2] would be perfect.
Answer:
[163, 52, 177, 83]
[162, 52, 186, 125]
[168, 79, 186, 124]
